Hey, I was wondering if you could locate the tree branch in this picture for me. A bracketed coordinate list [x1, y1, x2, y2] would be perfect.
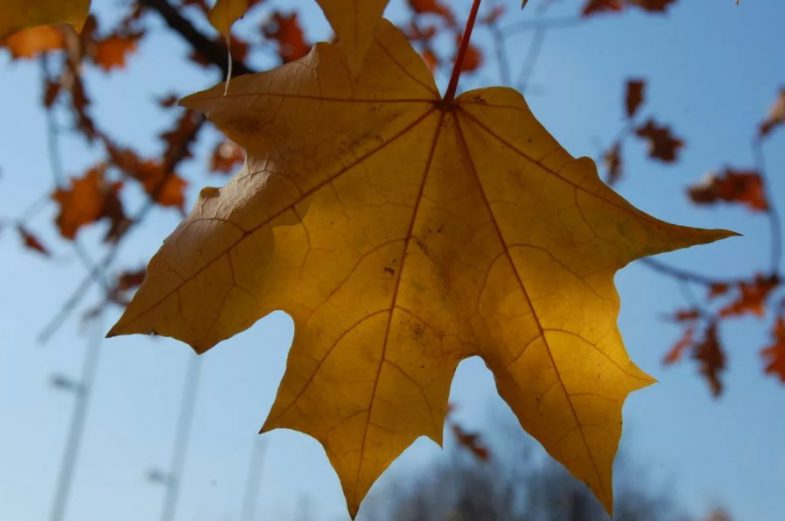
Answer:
[138, 0, 253, 76]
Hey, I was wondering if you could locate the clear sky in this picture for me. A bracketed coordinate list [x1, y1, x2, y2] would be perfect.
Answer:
[0, 1, 783, 521]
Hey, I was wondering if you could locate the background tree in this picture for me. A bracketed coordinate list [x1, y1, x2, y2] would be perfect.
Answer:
[373, 413, 687, 521]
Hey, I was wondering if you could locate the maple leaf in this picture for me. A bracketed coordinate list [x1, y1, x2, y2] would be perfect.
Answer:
[93, 33, 142, 71]
[688, 168, 769, 212]
[107, 145, 188, 209]
[0, 0, 91, 39]
[208, 0, 259, 37]
[109, 20, 732, 517]
[316, 0, 389, 74]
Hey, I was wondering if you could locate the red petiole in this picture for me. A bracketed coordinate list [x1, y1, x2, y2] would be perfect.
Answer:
[443, 0, 483, 104]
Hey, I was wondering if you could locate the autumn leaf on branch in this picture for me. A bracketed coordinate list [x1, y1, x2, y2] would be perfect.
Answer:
[92, 33, 143, 71]
[635, 119, 684, 162]
[688, 168, 769, 213]
[718, 274, 780, 318]
[52, 165, 128, 241]
[107, 5, 735, 514]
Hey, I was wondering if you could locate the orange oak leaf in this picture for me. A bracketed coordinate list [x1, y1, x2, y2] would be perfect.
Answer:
[634, 119, 683, 162]
[160, 110, 203, 166]
[109, 20, 732, 518]
[108, 146, 187, 209]
[262, 11, 311, 64]
[52, 165, 127, 240]
[719, 274, 780, 318]
[762, 316, 785, 382]
[688, 168, 769, 213]
[93, 33, 142, 71]
[0, 0, 90, 39]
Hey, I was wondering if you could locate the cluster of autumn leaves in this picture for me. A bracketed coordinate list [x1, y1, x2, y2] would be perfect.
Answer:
[0, 0, 782, 517]
[598, 76, 785, 394]
[645, 83, 785, 394]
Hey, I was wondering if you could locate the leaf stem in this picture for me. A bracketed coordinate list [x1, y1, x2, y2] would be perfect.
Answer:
[444, 0, 483, 104]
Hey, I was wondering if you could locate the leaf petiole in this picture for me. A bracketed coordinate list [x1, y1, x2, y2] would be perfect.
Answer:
[443, 0, 482, 104]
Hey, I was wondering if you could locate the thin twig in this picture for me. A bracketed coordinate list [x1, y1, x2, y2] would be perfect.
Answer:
[138, 0, 252, 77]
[502, 16, 582, 34]
[753, 137, 783, 273]
[516, 28, 547, 92]
[48, 314, 104, 521]
[40, 56, 111, 293]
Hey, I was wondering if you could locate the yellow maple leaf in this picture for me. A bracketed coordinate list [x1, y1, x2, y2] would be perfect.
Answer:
[109, 20, 733, 518]
[0, 0, 90, 39]
[316, 0, 388, 74]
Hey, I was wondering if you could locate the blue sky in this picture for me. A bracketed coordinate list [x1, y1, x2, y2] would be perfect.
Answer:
[0, 1, 784, 520]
